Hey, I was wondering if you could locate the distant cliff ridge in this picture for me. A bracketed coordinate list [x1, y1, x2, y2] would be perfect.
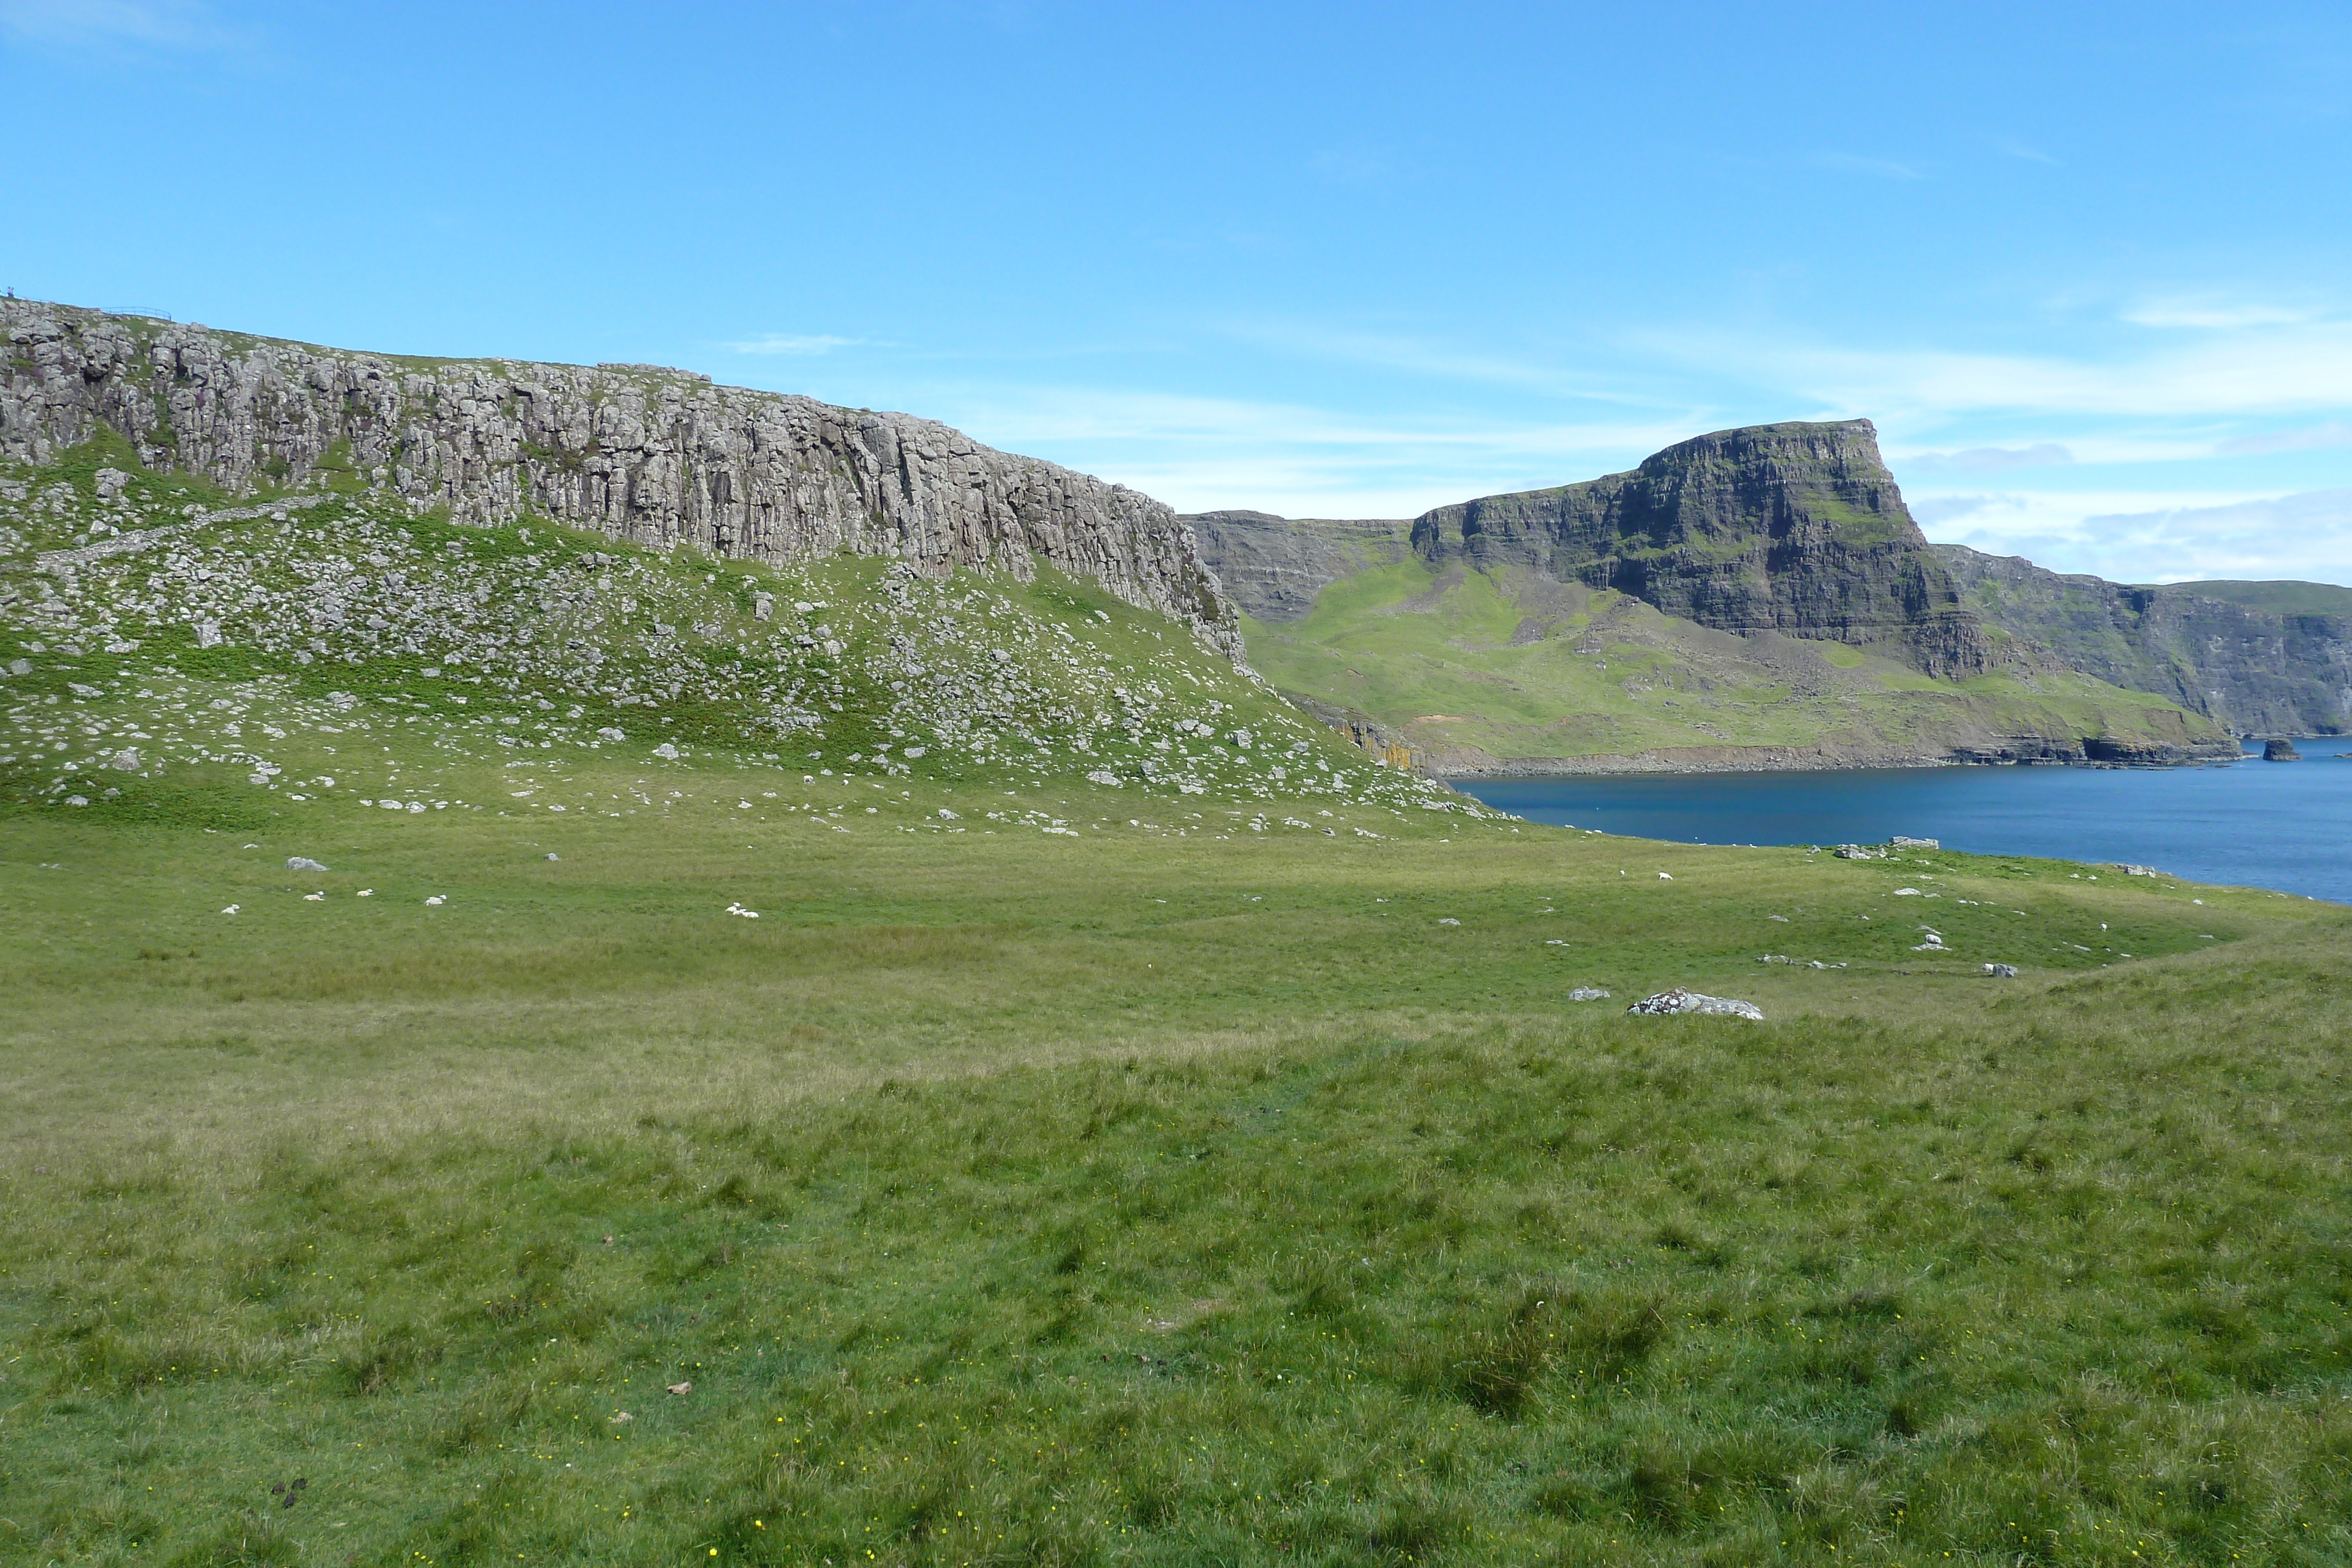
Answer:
[0, 300, 1239, 656]
[1188, 423, 2240, 774]
[1933, 546, 2352, 737]
[1407, 421, 1990, 677]
[1181, 510, 1410, 623]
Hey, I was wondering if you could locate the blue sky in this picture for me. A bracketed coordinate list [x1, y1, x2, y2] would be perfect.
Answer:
[6, 2, 2351, 585]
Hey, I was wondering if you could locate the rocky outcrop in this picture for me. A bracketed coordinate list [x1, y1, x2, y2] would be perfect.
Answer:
[1409, 421, 1991, 677]
[1271, 693, 1426, 772]
[1932, 544, 2352, 737]
[1415, 728, 2235, 778]
[1625, 989, 1763, 1019]
[1946, 733, 2237, 767]
[1178, 510, 1409, 623]
[0, 300, 1239, 656]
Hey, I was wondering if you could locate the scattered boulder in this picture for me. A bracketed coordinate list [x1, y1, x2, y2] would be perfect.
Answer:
[1983, 963, 2019, 978]
[286, 856, 328, 872]
[1626, 988, 1763, 1019]
[1568, 987, 1611, 1002]
[1890, 835, 1940, 849]
[1834, 845, 1885, 860]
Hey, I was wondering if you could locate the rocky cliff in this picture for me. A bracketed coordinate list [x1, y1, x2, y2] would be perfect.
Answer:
[1180, 510, 1410, 623]
[1933, 545, 2352, 736]
[0, 300, 1238, 656]
[1190, 423, 2237, 774]
[1406, 421, 1990, 677]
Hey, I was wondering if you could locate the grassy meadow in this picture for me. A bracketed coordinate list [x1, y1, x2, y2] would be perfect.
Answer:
[1241, 557, 2224, 767]
[5, 442, 2350, 1564]
[5, 755, 2350, 1567]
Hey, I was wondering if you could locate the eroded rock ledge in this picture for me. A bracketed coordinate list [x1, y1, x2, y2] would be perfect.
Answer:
[1, 301, 1238, 657]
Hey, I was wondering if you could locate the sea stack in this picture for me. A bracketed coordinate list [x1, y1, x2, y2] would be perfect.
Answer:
[2263, 737, 2303, 760]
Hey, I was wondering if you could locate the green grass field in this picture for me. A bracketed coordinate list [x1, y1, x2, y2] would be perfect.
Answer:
[5, 755, 2350, 1567]
[6, 445, 2351, 1566]
[1242, 559, 2228, 768]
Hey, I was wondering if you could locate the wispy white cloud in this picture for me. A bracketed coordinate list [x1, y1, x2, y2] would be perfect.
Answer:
[2122, 299, 2315, 329]
[935, 384, 1690, 456]
[1990, 137, 2059, 165]
[1812, 152, 1925, 180]
[0, 0, 240, 49]
[1655, 317, 2352, 422]
[1213, 318, 1666, 406]
[910, 383, 1701, 517]
[1897, 442, 2073, 477]
[729, 292, 2352, 571]
[2221, 420, 2352, 454]
[1916, 486, 2352, 584]
[722, 333, 865, 356]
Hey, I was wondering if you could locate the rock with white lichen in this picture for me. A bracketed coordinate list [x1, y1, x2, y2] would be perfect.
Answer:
[1625, 988, 1762, 1019]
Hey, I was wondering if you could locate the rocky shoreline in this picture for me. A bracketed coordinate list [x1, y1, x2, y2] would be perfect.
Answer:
[1422, 736, 2244, 780]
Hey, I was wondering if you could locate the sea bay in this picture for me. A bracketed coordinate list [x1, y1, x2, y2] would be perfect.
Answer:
[1454, 739, 2352, 903]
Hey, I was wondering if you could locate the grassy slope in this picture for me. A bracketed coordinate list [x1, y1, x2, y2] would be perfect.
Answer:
[7, 444, 2352, 1566]
[1, 432, 1436, 815]
[2150, 581, 2352, 618]
[1245, 559, 2225, 767]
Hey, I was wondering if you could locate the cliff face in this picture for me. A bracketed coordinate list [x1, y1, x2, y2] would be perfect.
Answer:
[1188, 423, 2238, 773]
[0, 301, 1238, 656]
[1933, 545, 2352, 735]
[1409, 420, 1990, 676]
[1178, 510, 1409, 623]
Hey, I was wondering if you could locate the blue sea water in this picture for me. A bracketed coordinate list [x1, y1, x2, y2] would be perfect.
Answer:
[1451, 740, 2352, 903]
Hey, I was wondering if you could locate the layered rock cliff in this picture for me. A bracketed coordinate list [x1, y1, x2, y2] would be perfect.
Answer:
[1185, 505, 1402, 620]
[1181, 510, 1411, 623]
[1406, 421, 1990, 677]
[0, 300, 1238, 656]
[1190, 423, 2237, 773]
[1933, 545, 2352, 736]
